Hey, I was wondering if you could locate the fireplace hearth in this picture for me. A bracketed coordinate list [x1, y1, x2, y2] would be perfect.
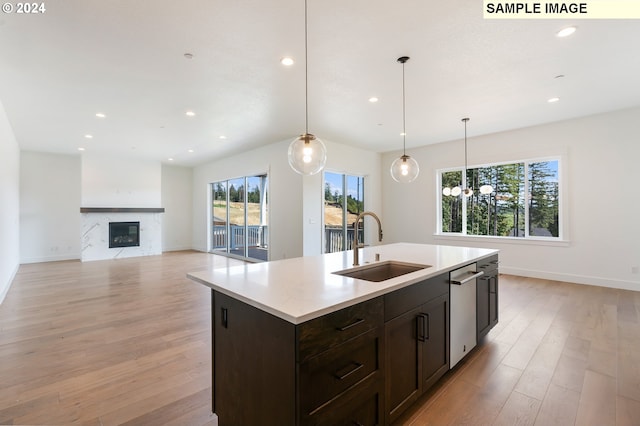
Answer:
[109, 222, 140, 248]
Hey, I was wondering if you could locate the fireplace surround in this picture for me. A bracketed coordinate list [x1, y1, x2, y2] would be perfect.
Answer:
[81, 207, 164, 262]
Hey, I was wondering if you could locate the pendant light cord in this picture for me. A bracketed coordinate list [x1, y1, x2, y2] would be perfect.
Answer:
[464, 118, 468, 171]
[304, 0, 309, 135]
[397, 56, 410, 156]
[402, 60, 406, 156]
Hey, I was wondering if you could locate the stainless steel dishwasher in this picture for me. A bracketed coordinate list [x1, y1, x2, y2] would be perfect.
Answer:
[449, 263, 484, 368]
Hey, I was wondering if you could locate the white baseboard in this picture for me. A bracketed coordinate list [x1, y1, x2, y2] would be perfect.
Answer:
[0, 263, 19, 305]
[162, 246, 197, 253]
[501, 266, 640, 291]
[20, 254, 80, 264]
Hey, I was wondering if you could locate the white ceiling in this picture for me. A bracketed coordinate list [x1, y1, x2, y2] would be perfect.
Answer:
[1, 0, 639, 166]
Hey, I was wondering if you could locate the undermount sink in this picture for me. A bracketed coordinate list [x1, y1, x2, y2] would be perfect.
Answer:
[333, 261, 431, 282]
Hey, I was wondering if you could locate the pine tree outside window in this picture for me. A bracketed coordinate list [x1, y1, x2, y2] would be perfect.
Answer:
[439, 159, 560, 239]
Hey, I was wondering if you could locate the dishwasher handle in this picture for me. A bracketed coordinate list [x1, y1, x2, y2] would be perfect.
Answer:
[450, 270, 484, 285]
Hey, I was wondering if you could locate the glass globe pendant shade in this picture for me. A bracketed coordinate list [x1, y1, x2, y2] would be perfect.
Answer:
[451, 186, 462, 196]
[479, 184, 494, 195]
[463, 187, 474, 197]
[442, 187, 452, 196]
[288, 133, 327, 175]
[390, 154, 419, 183]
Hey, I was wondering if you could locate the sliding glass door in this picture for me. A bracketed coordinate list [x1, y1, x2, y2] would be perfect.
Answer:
[324, 172, 365, 253]
[210, 174, 268, 261]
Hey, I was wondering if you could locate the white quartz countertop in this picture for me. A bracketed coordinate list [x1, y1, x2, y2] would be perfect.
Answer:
[187, 243, 498, 325]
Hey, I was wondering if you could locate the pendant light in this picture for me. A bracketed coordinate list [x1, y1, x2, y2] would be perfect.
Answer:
[287, 0, 327, 175]
[444, 118, 493, 197]
[390, 56, 419, 183]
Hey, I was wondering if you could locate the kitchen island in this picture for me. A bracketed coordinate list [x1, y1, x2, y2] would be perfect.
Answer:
[188, 243, 499, 425]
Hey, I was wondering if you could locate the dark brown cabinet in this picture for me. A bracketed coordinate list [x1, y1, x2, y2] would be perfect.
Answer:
[383, 273, 450, 424]
[213, 291, 384, 426]
[210, 258, 498, 425]
[213, 291, 296, 425]
[477, 255, 499, 341]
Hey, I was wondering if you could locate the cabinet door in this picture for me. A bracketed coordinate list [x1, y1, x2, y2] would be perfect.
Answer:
[213, 291, 296, 425]
[385, 305, 422, 423]
[489, 273, 499, 328]
[477, 272, 499, 341]
[477, 275, 491, 340]
[420, 293, 449, 390]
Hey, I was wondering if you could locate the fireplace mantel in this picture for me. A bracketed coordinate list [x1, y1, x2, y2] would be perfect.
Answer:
[80, 207, 165, 213]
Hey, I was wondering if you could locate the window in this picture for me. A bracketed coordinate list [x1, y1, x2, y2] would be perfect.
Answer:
[324, 172, 365, 253]
[439, 159, 560, 239]
[211, 174, 268, 261]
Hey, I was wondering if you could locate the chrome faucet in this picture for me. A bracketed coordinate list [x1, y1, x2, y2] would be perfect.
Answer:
[353, 211, 383, 266]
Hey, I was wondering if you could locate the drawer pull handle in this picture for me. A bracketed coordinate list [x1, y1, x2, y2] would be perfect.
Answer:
[335, 362, 364, 380]
[450, 271, 484, 285]
[417, 313, 430, 341]
[337, 318, 365, 331]
[221, 307, 228, 328]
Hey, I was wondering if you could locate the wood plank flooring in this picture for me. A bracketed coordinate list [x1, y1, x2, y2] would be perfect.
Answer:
[1, 251, 639, 425]
[0, 251, 245, 425]
[394, 274, 640, 426]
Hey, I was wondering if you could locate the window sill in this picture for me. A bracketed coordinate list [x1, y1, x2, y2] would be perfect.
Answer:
[433, 233, 571, 247]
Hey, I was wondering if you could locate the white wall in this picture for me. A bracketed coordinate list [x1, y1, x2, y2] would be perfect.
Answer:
[192, 139, 303, 260]
[162, 164, 193, 251]
[20, 151, 81, 263]
[81, 153, 161, 207]
[17, 152, 189, 264]
[0, 100, 20, 303]
[382, 107, 640, 290]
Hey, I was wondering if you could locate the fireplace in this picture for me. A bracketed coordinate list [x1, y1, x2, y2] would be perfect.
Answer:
[109, 222, 140, 248]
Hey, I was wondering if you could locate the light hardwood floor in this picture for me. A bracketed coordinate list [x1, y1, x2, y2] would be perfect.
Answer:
[1, 251, 639, 425]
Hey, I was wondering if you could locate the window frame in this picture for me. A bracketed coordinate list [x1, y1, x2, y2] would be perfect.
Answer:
[436, 156, 567, 245]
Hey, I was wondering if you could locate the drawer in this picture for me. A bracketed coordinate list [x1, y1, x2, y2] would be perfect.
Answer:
[384, 272, 449, 322]
[478, 255, 499, 273]
[300, 327, 382, 416]
[297, 296, 383, 362]
[300, 372, 382, 426]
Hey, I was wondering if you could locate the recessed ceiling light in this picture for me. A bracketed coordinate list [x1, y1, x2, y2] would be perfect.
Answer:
[78, 147, 85, 151]
[400, 132, 406, 136]
[84, 134, 93, 139]
[168, 157, 174, 161]
[186, 111, 195, 117]
[188, 149, 194, 153]
[548, 97, 560, 103]
[556, 26, 576, 37]
[95, 113, 106, 118]
[281, 57, 294, 66]
[219, 135, 227, 139]
[369, 97, 379, 103]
